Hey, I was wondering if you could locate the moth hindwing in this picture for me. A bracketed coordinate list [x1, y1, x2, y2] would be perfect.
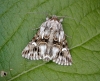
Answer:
[22, 15, 72, 66]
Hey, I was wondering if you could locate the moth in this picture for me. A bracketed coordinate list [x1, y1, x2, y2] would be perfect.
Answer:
[22, 15, 72, 66]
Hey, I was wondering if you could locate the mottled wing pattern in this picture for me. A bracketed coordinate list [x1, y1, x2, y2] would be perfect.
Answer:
[22, 15, 72, 66]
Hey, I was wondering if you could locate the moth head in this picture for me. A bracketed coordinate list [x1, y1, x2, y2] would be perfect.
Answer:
[46, 15, 63, 23]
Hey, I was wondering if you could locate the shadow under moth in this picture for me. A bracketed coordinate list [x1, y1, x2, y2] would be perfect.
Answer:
[22, 15, 72, 66]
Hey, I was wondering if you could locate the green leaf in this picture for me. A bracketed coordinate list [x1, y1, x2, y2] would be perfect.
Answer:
[0, 0, 100, 81]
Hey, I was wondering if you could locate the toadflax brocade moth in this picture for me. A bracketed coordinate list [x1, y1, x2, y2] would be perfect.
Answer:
[22, 15, 72, 66]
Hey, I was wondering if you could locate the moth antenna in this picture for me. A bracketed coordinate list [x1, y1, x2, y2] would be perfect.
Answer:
[65, 34, 72, 38]
[32, 27, 40, 30]
[53, 15, 77, 21]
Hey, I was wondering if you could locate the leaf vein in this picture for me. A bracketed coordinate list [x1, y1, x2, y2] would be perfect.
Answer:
[8, 62, 47, 81]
